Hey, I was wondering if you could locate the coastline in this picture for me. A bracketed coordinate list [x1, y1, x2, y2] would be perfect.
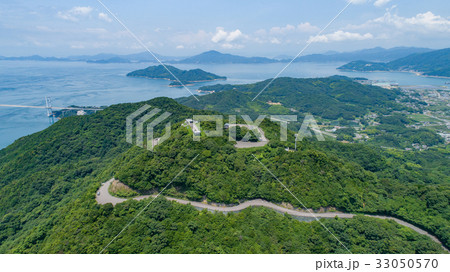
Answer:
[338, 68, 450, 80]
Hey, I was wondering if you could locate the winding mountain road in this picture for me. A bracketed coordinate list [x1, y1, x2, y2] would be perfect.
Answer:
[96, 179, 447, 251]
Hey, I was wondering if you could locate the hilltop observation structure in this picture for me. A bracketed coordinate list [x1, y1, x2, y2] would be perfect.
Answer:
[183, 119, 269, 148]
[185, 119, 201, 136]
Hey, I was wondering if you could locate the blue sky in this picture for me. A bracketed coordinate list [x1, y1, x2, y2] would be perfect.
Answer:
[0, 0, 449, 57]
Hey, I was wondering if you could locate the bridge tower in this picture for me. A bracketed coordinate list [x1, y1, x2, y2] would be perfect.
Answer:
[45, 97, 55, 124]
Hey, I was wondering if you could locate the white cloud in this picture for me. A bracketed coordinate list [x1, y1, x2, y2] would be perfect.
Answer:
[57, 6, 93, 22]
[210, 27, 246, 49]
[227, 29, 243, 42]
[308, 30, 373, 43]
[348, 0, 391, 6]
[348, 0, 368, 4]
[374, 0, 391, 7]
[297, 22, 320, 32]
[211, 27, 244, 43]
[252, 22, 320, 45]
[211, 27, 228, 43]
[154, 27, 172, 33]
[176, 45, 184, 49]
[270, 23, 319, 35]
[270, 24, 296, 34]
[98, 12, 112, 23]
[373, 11, 450, 33]
[270, 38, 281, 44]
[69, 6, 93, 16]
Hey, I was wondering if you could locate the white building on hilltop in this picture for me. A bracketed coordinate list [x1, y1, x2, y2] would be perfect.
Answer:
[77, 110, 87, 116]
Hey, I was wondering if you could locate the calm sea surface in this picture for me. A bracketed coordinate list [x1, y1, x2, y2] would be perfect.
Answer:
[0, 60, 448, 149]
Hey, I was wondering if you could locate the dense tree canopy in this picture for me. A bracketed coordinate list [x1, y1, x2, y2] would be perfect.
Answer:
[0, 97, 448, 253]
[177, 76, 404, 120]
[127, 65, 226, 86]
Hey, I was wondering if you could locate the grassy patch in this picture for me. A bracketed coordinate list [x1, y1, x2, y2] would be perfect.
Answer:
[409, 114, 442, 123]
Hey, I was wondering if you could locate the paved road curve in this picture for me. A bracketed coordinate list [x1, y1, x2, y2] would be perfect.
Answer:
[96, 179, 447, 251]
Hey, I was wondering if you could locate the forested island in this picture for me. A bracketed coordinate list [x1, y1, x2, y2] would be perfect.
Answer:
[338, 48, 450, 78]
[127, 65, 226, 86]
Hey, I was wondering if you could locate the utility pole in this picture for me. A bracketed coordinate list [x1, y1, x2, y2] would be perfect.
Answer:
[294, 133, 298, 151]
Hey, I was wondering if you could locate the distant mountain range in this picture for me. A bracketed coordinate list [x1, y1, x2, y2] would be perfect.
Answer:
[126, 65, 226, 86]
[176, 47, 432, 64]
[0, 52, 183, 63]
[77, 52, 181, 63]
[0, 55, 71, 62]
[293, 47, 433, 63]
[0, 47, 440, 64]
[338, 48, 450, 78]
[174, 50, 277, 64]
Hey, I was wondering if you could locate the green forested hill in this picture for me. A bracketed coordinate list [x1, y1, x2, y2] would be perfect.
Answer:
[176, 77, 447, 150]
[338, 48, 450, 77]
[127, 65, 226, 86]
[113, 121, 449, 250]
[0, 97, 448, 253]
[177, 76, 404, 120]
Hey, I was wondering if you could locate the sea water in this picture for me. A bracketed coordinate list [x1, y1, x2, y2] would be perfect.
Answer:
[0, 60, 448, 149]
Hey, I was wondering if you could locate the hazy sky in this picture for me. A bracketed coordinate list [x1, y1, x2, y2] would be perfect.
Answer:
[0, 0, 449, 57]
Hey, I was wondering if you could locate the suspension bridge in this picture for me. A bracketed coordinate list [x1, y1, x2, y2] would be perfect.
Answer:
[0, 97, 102, 124]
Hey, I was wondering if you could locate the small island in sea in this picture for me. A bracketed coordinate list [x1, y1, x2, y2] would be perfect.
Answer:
[126, 64, 226, 87]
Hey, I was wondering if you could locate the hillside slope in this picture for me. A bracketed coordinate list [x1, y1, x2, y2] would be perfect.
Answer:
[177, 76, 404, 120]
[0, 97, 448, 253]
[296, 47, 432, 62]
[338, 48, 450, 77]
